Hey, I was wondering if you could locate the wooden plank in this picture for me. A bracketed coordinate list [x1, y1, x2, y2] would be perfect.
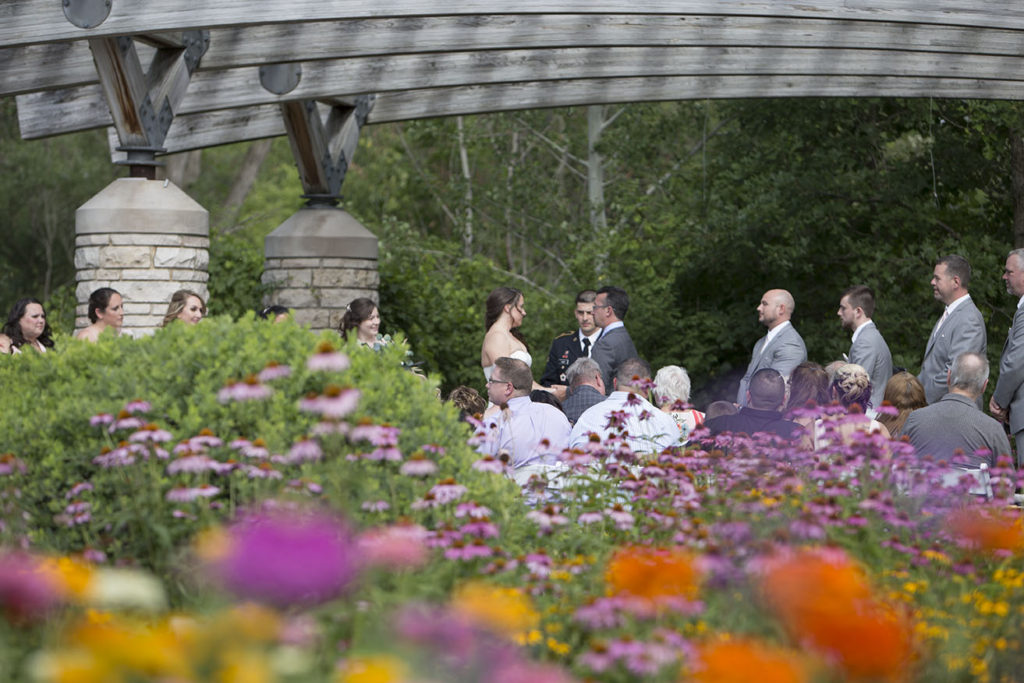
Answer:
[6, 0, 1024, 48]
[88, 37, 153, 147]
[20, 45, 1024, 138]
[8, 14, 1024, 96]
[103, 73, 1024, 159]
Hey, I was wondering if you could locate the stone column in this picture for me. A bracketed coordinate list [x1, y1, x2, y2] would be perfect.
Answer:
[262, 205, 378, 332]
[75, 177, 209, 335]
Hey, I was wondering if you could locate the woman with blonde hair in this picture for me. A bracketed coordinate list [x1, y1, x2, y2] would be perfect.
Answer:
[160, 290, 206, 327]
[812, 363, 890, 450]
[875, 371, 926, 438]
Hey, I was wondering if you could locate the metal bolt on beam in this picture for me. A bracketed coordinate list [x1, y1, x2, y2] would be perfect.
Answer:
[63, 0, 112, 29]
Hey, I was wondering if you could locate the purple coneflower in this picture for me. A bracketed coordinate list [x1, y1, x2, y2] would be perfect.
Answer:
[306, 342, 350, 372]
[65, 482, 93, 499]
[454, 502, 492, 519]
[129, 424, 173, 443]
[89, 413, 114, 427]
[399, 455, 438, 477]
[258, 361, 292, 382]
[429, 479, 468, 504]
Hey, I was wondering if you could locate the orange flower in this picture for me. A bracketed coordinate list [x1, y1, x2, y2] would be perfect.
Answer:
[605, 546, 699, 601]
[759, 549, 913, 680]
[946, 507, 1024, 554]
[690, 638, 809, 683]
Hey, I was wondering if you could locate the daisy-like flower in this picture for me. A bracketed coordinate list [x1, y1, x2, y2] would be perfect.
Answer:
[240, 463, 283, 479]
[349, 422, 401, 446]
[123, 400, 152, 414]
[65, 482, 93, 499]
[165, 484, 221, 502]
[318, 385, 361, 419]
[605, 505, 634, 530]
[400, 454, 438, 477]
[128, 423, 173, 443]
[410, 492, 441, 510]
[93, 446, 135, 468]
[89, 413, 114, 427]
[286, 438, 322, 464]
[443, 539, 495, 561]
[368, 446, 403, 462]
[361, 500, 390, 512]
[472, 455, 508, 474]
[108, 411, 145, 434]
[357, 524, 429, 569]
[218, 375, 273, 404]
[454, 501, 492, 519]
[240, 438, 270, 459]
[526, 505, 570, 530]
[167, 454, 225, 475]
[258, 361, 292, 382]
[578, 511, 604, 525]
[430, 478, 468, 504]
[306, 341, 350, 372]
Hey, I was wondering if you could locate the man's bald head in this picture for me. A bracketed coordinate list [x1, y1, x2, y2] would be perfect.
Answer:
[757, 289, 795, 329]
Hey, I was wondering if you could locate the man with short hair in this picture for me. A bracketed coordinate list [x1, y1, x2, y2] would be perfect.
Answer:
[905, 352, 1011, 468]
[989, 248, 1024, 466]
[477, 357, 571, 469]
[838, 285, 893, 414]
[589, 286, 639, 394]
[918, 254, 987, 405]
[561, 357, 606, 424]
[569, 358, 681, 453]
[737, 289, 807, 406]
[710, 368, 802, 439]
[540, 290, 600, 387]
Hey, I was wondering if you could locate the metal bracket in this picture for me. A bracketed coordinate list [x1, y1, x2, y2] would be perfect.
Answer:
[260, 63, 302, 95]
[63, 0, 111, 29]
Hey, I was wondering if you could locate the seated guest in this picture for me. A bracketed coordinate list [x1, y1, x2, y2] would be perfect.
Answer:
[653, 365, 705, 439]
[705, 401, 738, 421]
[785, 361, 832, 433]
[161, 290, 206, 327]
[562, 357, 607, 424]
[75, 287, 124, 342]
[903, 352, 1011, 468]
[2, 297, 54, 353]
[704, 368, 801, 440]
[530, 389, 564, 413]
[569, 358, 682, 454]
[447, 385, 488, 422]
[812, 363, 890, 451]
[258, 304, 290, 323]
[875, 371, 926, 439]
[477, 357, 570, 470]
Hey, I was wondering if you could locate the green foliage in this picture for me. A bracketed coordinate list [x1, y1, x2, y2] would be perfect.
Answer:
[206, 230, 268, 318]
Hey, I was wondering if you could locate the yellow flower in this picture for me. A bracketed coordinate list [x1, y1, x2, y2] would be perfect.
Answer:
[546, 637, 570, 656]
[451, 581, 538, 640]
[336, 654, 409, 683]
[39, 556, 94, 600]
[217, 649, 274, 683]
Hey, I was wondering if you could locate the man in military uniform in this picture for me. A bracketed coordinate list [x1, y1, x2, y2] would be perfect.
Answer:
[540, 290, 599, 387]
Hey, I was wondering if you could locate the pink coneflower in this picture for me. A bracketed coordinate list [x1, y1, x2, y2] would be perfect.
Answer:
[306, 342, 350, 372]
[108, 412, 145, 434]
[312, 420, 349, 436]
[89, 413, 114, 427]
[286, 438, 322, 464]
[454, 502, 492, 519]
[368, 447, 403, 462]
[605, 506, 634, 530]
[458, 519, 499, 538]
[167, 454, 223, 475]
[443, 539, 494, 560]
[172, 509, 196, 519]
[0, 553, 65, 619]
[357, 524, 429, 569]
[526, 505, 570, 530]
[472, 455, 508, 474]
[316, 386, 361, 419]
[410, 493, 441, 510]
[0, 453, 26, 477]
[123, 400, 152, 414]
[578, 511, 604, 525]
[361, 500, 390, 512]
[82, 548, 107, 564]
[430, 479, 468, 504]
[349, 422, 400, 446]
[128, 424, 173, 443]
[166, 485, 221, 502]
[218, 375, 273, 403]
[93, 447, 135, 468]
[240, 463, 283, 480]
[258, 361, 292, 382]
[240, 439, 270, 459]
[400, 455, 438, 477]
[65, 482, 93, 499]
[203, 507, 357, 606]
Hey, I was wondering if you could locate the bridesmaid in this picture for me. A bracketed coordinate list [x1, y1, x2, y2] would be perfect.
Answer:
[75, 287, 124, 342]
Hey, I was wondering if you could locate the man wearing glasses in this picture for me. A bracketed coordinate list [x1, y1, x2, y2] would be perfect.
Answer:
[590, 286, 638, 395]
[479, 357, 571, 476]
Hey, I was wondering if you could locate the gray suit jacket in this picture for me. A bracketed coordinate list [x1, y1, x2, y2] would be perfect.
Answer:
[992, 304, 1024, 434]
[737, 323, 807, 405]
[918, 297, 987, 405]
[590, 325, 638, 395]
[903, 393, 1011, 468]
[848, 322, 893, 412]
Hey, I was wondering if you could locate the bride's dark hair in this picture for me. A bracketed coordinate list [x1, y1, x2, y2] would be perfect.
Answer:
[484, 286, 528, 349]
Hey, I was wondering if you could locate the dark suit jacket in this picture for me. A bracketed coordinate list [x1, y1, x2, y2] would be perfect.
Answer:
[562, 385, 606, 424]
[993, 303, 1024, 434]
[704, 406, 803, 440]
[590, 325, 638, 395]
[918, 297, 986, 405]
[541, 330, 588, 386]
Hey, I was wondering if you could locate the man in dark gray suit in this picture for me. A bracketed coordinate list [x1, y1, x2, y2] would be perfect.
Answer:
[918, 254, 986, 405]
[838, 285, 893, 414]
[905, 352, 1011, 468]
[989, 248, 1024, 466]
[737, 289, 807, 406]
[590, 286, 638, 395]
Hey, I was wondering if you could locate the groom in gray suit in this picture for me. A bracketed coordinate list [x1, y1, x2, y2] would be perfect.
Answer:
[918, 254, 987, 405]
[989, 248, 1024, 465]
[838, 285, 893, 414]
[590, 286, 638, 394]
[737, 289, 807, 406]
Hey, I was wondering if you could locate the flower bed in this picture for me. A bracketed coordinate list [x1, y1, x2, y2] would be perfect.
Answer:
[1, 319, 1022, 681]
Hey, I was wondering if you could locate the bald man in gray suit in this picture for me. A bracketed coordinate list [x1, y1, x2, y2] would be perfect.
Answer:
[918, 255, 986, 405]
[737, 289, 807, 406]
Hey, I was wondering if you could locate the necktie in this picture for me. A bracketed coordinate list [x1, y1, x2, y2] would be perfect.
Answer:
[582, 337, 591, 356]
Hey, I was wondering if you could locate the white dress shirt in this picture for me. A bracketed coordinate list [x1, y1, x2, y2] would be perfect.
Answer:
[569, 391, 682, 453]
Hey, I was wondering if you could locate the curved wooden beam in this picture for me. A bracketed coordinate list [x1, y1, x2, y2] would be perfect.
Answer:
[19, 45, 1024, 139]
[102, 73, 1024, 159]
[4, 0, 1024, 49]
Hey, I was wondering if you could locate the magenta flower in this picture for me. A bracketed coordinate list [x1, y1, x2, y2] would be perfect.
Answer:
[0, 553, 64, 619]
[166, 484, 221, 502]
[400, 455, 438, 477]
[205, 508, 357, 606]
[349, 423, 400, 446]
[258, 362, 292, 382]
[65, 482, 93, 499]
[286, 438, 323, 464]
[361, 500, 390, 512]
[108, 415, 145, 433]
[89, 413, 114, 427]
[128, 424, 173, 443]
[454, 502, 492, 519]
[302, 386, 360, 419]
[167, 454, 224, 475]
[526, 505, 570, 530]
[472, 455, 509, 474]
[578, 511, 604, 525]
[357, 524, 429, 569]
[218, 376, 273, 404]
[429, 479, 468, 504]
[123, 400, 152, 414]
[240, 464, 283, 479]
[306, 343, 350, 372]
[443, 539, 495, 560]
[368, 446, 403, 462]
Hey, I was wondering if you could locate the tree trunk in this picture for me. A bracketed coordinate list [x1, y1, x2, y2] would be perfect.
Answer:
[161, 150, 203, 190]
[505, 129, 519, 272]
[456, 116, 474, 258]
[1012, 130, 1024, 248]
[225, 139, 273, 208]
[587, 105, 608, 235]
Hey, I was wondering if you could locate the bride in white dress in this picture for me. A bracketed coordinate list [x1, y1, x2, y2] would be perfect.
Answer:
[481, 286, 533, 380]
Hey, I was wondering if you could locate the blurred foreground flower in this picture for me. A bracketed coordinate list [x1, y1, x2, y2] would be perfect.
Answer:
[451, 581, 539, 641]
[758, 548, 914, 680]
[690, 637, 810, 683]
[606, 546, 701, 603]
[946, 506, 1024, 554]
[198, 507, 357, 606]
[0, 553, 66, 620]
[336, 654, 410, 683]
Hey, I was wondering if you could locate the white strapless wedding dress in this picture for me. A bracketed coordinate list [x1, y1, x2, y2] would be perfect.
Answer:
[483, 349, 532, 380]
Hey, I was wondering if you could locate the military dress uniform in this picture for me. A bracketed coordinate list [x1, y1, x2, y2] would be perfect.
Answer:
[540, 331, 591, 386]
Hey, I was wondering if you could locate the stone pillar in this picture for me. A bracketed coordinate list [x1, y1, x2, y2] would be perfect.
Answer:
[75, 177, 209, 335]
[262, 205, 378, 332]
